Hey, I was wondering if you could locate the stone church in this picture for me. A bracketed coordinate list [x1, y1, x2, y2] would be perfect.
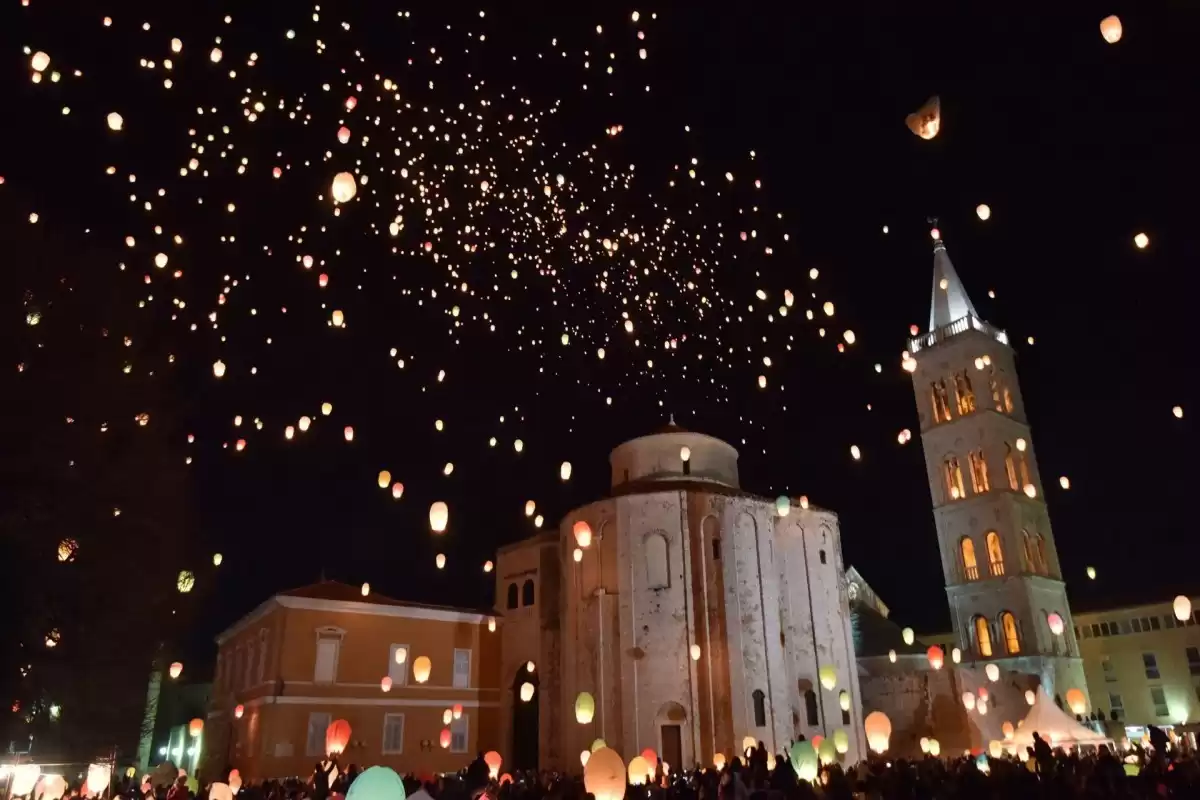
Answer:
[493, 227, 1091, 768]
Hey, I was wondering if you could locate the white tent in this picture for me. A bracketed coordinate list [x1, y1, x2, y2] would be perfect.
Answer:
[1009, 687, 1111, 751]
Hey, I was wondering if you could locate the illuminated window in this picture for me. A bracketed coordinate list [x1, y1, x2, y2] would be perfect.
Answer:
[1004, 445, 1019, 491]
[1000, 612, 1020, 654]
[968, 449, 990, 493]
[986, 531, 1005, 576]
[1022, 530, 1039, 573]
[1036, 533, 1049, 575]
[944, 455, 965, 501]
[1004, 388, 1014, 414]
[960, 537, 979, 581]
[990, 370, 1004, 412]
[931, 380, 952, 423]
[954, 371, 976, 416]
[974, 616, 993, 657]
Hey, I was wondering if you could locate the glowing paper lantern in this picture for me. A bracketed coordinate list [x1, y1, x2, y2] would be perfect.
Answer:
[520, 682, 535, 702]
[453, 703, 463, 720]
[189, 718, 204, 737]
[580, 751, 590, 768]
[690, 644, 701, 661]
[888, 649, 897, 663]
[1087, 566, 1097, 579]
[640, 749, 658, 779]
[981, 664, 999, 684]
[337, 126, 351, 144]
[789, 741, 818, 781]
[1174, 595, 1192, 622]
[573, 520, 593, 548]
[107, 112, 125, 131]
[832, 729, 849, 754]
[902, 627, 914, 646]
[86, 764, 112, 797]
[435, 553, 446, 569]
[412, 656, 431, 684]
[584, 748, 626, 800]
[229, 772, 242, 795]
[210, 784, 233, 800]
[713, 754, 727, 769]
[392, 483, 404, 499]
[962, 691, 976, 711]
[1002, 721, 1015, 739]
[381, 676, 392, 692]
[819, 665, 837, 690]
[905, 95, 941, 140]
[36, 775, 67, 800]
[11, 766, 39, 797]
[1100, 15, 1123, 44]
[331, 172, 357, 203]
[626, 756, 650, 786]
[346, 766, 405, 800]
[560, 461, 572, 481]
[57, 538, 78, 562]
[361, 582, 370, 596]
[442, 709, 453, 725]
[31, 52, 51, 72]
[573, 548, 583, 562]
[177, 571, 196, 593]
[951, 647, 961, 664]
[817, 738, 836, 766]
[976, 204, 991, 221]
[213, 360, 227, 378]
[680, 446, 691, 462]
[1047, 612, 1065, 636]
[839, 690, 851, 712]
[234, 704, 244, 719]
[927, 645, 944, 670]
[325, 719, 351, 754]
[525, 500, 536, 517]
[864, 711, 891, 754]
[483, 752, 502, 780]
[575, 692, 596, 724]
[429, 502, 449, 532]
[377, 470, 391, 488]
[1066, 688, 1087, 715]
[169, 662, 183, 679]
[927, 739, 941, 757]
[742, 735, 757, 755]
[299, 416, 312, 432]
[394, 648, 407, 665]
[332, 310, 345, 328]
[775, 496, 790, 517]
[591, 738, 607, 753]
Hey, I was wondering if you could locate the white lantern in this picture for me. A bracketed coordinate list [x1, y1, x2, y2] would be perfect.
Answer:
[525, 500, 536, 517]
[680, 446, 691, 462]
[986, 663, 1000, 682]
[775, 496, 790, 517]
[429, 501, 449, 532]
[331, 172, 357, 203]
[1025, 689, 1036, 706]
[887, 649, 897, 663]
[520, 682, 535, 702]
[976, 204, 991, 221]
[1174, 595, 1192, 622]
[690, 644, 701, 661]
[1099, 15, 1123, 44]
[901, 627, 914, 646]
[435, 553, 446, 569]
[962, 691, 976, 711]
[951, 647, 961, 664]
[560, 461, 572, 481]
[107, 112, 124, 131]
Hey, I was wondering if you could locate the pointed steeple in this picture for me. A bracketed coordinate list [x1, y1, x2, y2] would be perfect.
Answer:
[928, 226, 979, 331]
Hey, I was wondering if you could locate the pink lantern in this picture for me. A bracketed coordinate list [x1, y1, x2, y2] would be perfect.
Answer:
[926, 645, 944, 670]
[381, 676, 393, 692]
[169, 661, 183, 679]
[325, 719, 352, 755]
[640, 748, 658, 776]
[345, 96, 357, 111]
[452, 703, 463, 719]
[234, 704, 245, 719]
[440, 728, 452, 749]
[1047, 612, 1065, 636]
[483, 751, 502, 779]
[337, 126, 351, 144]
[318, 274, 329, 288]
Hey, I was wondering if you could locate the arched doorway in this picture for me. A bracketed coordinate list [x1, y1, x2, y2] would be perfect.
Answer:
[511, 667, 540, 770]
[655, 701, 688, 772]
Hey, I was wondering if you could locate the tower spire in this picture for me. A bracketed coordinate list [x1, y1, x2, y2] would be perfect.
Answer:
[928, 225, 979, 332]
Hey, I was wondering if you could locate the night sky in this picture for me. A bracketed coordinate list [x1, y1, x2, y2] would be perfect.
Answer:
[3, 0, 1196, 693]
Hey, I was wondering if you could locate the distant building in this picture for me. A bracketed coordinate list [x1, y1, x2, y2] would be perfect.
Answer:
[201, 582, 500, 781]
[496, 421, 867, 771]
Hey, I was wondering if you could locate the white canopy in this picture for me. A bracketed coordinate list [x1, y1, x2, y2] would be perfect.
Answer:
[1009, 687, 1111, 750]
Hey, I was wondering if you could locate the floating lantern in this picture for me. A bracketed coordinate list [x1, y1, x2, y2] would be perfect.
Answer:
[169, 662, 183, 679]
[864, 711, 891, 753]
[31, 52, 51, 72]
[1066, 688, 1087, 715]
[575, 692, 596, 724]
[988, 740, 1002, 759]
[580, 751, 590, 768]
[928, 739, 941, 756]
[484, 560, 494, 573]
[713, 754, 727, 769]
[775, 496, 790, 517]
[332, 310, 345, 328]
[591, 739, 607, 753]
[210, 47, 223, 63]
[429, 501, 449, 532]
[234, 704, 244, 719]
[483, 752, 502, 780]
[11, 767, 39, 798]
[818, 665, 837, 690]
[392, 483, 404, 499]
[213, 553, 223, 567]
[86, 765, 112, 797]
[107, 112, 124, 131]
[526, 661, 536, 673]
[57, 539, 78, 562]
[627, 756, 650, 786]
[325, 720, 351, 754]
[818, 739, 836, 766]
[839, 690, 851, 712]
[520, 682, 535, 702]
[640, 749, 658, 779]
[584, 748, 626, 800]
[919, 737, 930, 754]
[435, 553, 446, 569]
[1175, 596, 1192, 622]
[1100, 15, 1123, 44]
[986, 663, 1000, 682]
[976, 204, 991, 221]
[888, 649, 897, 663]
[377, 470, 391, 489]
[1002, 721, 1015, 739]
[1025, 689, 1036, 706]
[1087, 566, 1097, 579]
[680, 446, 691, 462]
[559, 461, 573, 481]
[573, 548, 583, 562]
[525, 500, 536, 517]
[337, 126, 351, 144]
[412, 656, 432, 684]
[381, 676, 392, 692]
[189, 718, 204, 737]
[177, 570, 196, 593]
[690, 644, 701, 661]
[361, 582, 370, 596]
[394, 648, 407, 665]
[345, 96, 358, 111]
[213, 359, 227, 378]
[299, 416, 311, 432]
[962, 691, 976, 711]
[1173, 406, 1184, 419]
[331, 172, 357, 203]
[902, 627, 914, 646]
[1059, 476, 1070, 489]
[345, 767, 404, 800]
[789, 741, 818, 782]
[951, 647, 961, 664]
[1047, 612, 1065, 636]
[440, 729, 451, 749]
[905, 95, 941, 140]
[927, 645, 944, 670]
[443, 709, 453, 726]
[488, 618, 496, 632]
[321, 402, 333, 416]
[573, 521, 593, 548]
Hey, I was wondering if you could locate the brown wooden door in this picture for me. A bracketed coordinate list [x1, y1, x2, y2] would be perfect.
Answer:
[661, 724, 683, 772]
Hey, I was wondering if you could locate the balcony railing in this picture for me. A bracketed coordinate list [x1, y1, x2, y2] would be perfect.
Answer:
[909, 314, 1009, 353]
[990, 560, 1006, 577]
[964, 565, 980, 581]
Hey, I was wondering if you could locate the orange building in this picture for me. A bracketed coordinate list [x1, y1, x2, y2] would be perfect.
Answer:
[201, 582, 502, 781]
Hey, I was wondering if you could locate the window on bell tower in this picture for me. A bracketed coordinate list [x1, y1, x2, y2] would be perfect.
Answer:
[968, 449, 990, 493]
[943, 455, 965, 501]
[974, 616, 993, 658]
[985, 531, 1005, 576]
[960, 537, 979, 581]
[954, 371, 976, 416]
[1036, 533, 1049, 575]
[931, 380, 952, 423]
[1004, 445, 1019, 491]
[1022, 530, 1039, 574]
[1000, 612, 1021, 654]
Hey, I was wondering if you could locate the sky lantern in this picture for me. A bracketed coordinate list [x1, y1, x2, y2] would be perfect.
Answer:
[343, 425, 354, 441]
[888, 649, 897, 663]
[640, 748, 658, 777]
[212, 359, 226, 378]
[839, 690, 851, 712]
[864, 711, 891, 754]
[520, 682, 535, 702]
[690, 644, 701, 661]
[775, 496, 790, 517]
[817, 738, 836, 766]
[361, 582, 370, 596]
[31, 51, 51, 72]
[514, 439, 524, 452]
[988, 741, 1003, 759]
[962, 691, 976, 711]
[626, 756, 650, 787]
[299, 416, 312, 432]
[1025, 690, 1036, 706]
[439, 729, 452, 749]
[331, 172, 357, 203]
[579, 751, 590, 768]
[584, 748, 626, 800]
[435, 553, 446, 569]
[86, 765, 112, 797]
[210, 47, 223, 62]
[412, 656, 432, 683]
[818, 665, 837, 690]
[484, 560, 494, 573]
[319, 273, 329, 288]
[573, 520, 593, 548]
[177, 570, 195, 593]
[1175, 595, 1193, 622]
[560, 461, 572, 481]
[951, 647, 961, 664]
[57, 538, 78, 562]
[488, 618, 496, 632]
[392, 483, 404, 499]
[680, 446, 691, 462]
[986, 663, 1000, 682]
[430, 501, 449, 532]
[1002, 721, 1015, 740]
[345, 96, 358, 110]
[377, 470, 391, 489]
[1173, 406, 1184, 419]
[332, 310, 345, 327]
[213, 553, 223, 566]
[380, 676, 392, 692]
[171, 38, 183, 53]
[1100, 15, 1123, 44]
[524, 500, 536, 517]
[443, 709, 453, 725]
[1065, 688, 1087, 715]
[712, 754, 727, 770]
[452, 703, 463, 720]
[789, 741, 817, 782]
[575, 692, 596, 724]
[901, 627, 914, 646]
[927, 645, 943, 670]
[107, 112, 124, 131]
[169, 661, 183, 679]
[325, 720, 352, 754]
[484, 751, 502, 779]
[234, 704, 244, 719]
[1134, 232, 1149, 249]
[976, 204, 991, 221]
[189, 718, 204, 737]
[1047, 612, 1065, 636]
[337, 126, 351, 144]
[927, 739, 941, 757]
[905, 95, 941, 140]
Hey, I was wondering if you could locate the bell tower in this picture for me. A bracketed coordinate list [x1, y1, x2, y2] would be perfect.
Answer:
[907, 226, 1089, 704]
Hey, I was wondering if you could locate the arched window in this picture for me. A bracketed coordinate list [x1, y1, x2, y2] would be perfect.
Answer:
[944, 455, 965, 501]
[990, 370, 1004, 412]
[1000, 612, 1020, 654]
[1019, 452, 1032, 489]
[1004, 388, 1014, 414]
[1036, 533, 1049, 575]
[954, 371, 976, 415]
[974, 616, 993, 657]
[986, 531, 1005, 576]
[804, 689, 819, 726]
[931, 380, 952, 423]
[506, 583, 518, 610]
[521, 579, 535, 607]
[645, 533, 669, 590]
[968, 449, 990, 493]
[960, 537, 979, 581]
[752, 689, 766, 727]
[1022, 530, 1039, 573]
[1004, 445, 1019, 490]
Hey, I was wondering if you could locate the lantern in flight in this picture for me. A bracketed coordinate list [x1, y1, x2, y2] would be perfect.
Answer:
[435, 553, 446, 569]
[775, 496, 790, 517]
[864, 711, 892, 754]
[520, 682, 535, 702]
[962, 691, 976, 711]
[189, 718, 204, 737]
[1174, 595, 1192, 622]
[337, 126, 351, 144]
[325, 719, 351, 754]
[440, 729, 451, 749]
[901, 627, 914, 646]
[169, 662, 183, 679]
[1025, 689, 1036, 706]
[483, 752, 502, 779]
[1065, 688, 1087, 715]
[927, 646, 944, 670]
[86, 765, 112, 797]
[1099, 15, 1123, 44]
[412, 656, 432, 684]
[177, 570, 196, 593]
[905, 95, 941, 140]
[819, 665, 837, 690]
[690, 644, 701, 661]
[380, 676, 392, 692]
[573, 521, 593, 548]
[234, 704, 244, 719]
[839, 690, 851, 712]
[986, 663, 1000, 682]
[377, 470, 391, 489]
[575, 692, 596, 724]
[626, 756, 650, 786]
[392, 482, 404, 499]
[429, 501, 449, 532]
[560, 461, 572, 481]
[331, 172, 357, 203]
[584, 748, 626, 800]
[1047, 612, 1065, 636]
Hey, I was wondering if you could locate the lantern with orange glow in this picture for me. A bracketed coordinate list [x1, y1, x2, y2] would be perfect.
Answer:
[377, 470, 391, 489]
[573, 521, 593, 548]
[440, 728, 451, 749]
[483, 751, 502, 779]
[627, 756, 650, 786]
[412, 656, 432, 684]
[1099, 15, 1123, 44]
[1047, 612, 1065, 636]
[381, 677, 393, 692]
[169, 662, 183, 679]
[86, 764, 112, 797]
[189, 718, 204, 737]
[864, 711, 891, 754]
[584, 747, 626, 800]
[234, 704, 245, 719]
[1002, 721, 1015, 739]
[926, 645, 944, 670]
[325, 719, 352, 755]
[1065, 688, 1087, 715]
[1174, 595, 1192, 622]
[712, 754, 727, 770]
[640, 749, 658, 778]
[429, 502, 449, 533]
[905, 96, 941, 140]
[452, 703, 463, 720]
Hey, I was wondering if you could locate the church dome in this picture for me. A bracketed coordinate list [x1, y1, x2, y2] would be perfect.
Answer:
[609, 419, 739, 489]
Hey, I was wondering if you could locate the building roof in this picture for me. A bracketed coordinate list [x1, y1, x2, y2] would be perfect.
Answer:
[929, 231, 980, 331]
